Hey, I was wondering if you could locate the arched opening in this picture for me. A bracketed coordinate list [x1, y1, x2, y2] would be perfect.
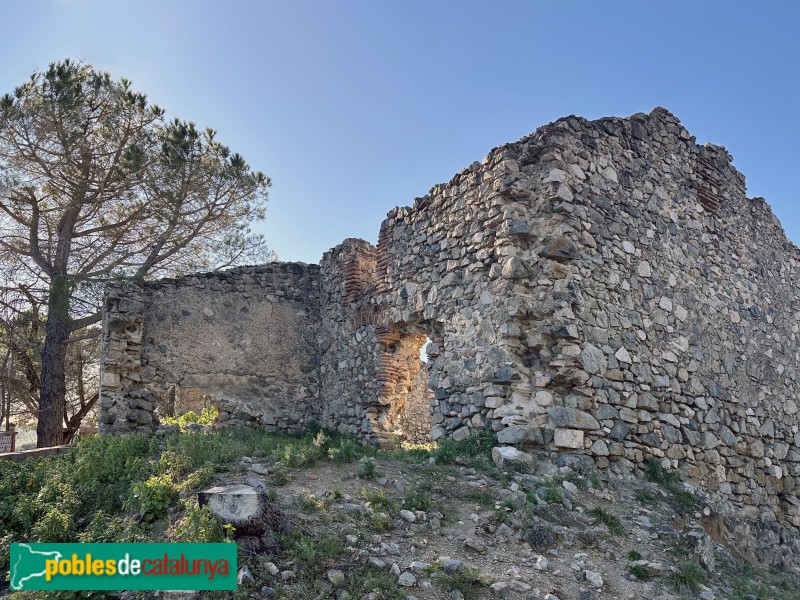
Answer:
[374, 326, 441, 445]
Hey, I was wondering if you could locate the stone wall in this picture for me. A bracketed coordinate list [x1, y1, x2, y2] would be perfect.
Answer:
[99, 263, 320, 434]
[99, 107, 799, 567]
[475, 109, 800, 564]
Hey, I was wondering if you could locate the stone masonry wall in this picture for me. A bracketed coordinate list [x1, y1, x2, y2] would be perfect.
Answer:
[99, 107, 799, 567]
[491, 109, 800, 564]
[99, 263, 320, 434]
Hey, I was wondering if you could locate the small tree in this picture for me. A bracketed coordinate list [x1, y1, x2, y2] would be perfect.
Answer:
[0, 60, 272, 447]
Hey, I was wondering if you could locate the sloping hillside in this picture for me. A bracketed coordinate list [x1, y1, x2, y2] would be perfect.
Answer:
[1, 427, 797, 599]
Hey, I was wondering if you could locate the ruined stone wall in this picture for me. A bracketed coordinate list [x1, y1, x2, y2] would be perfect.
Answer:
[99, 263, 320, 434]
[486, 108, 800, 564]
[98, 107, 799, 566]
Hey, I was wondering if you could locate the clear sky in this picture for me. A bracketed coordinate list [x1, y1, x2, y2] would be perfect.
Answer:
[1, 1, 798, 264]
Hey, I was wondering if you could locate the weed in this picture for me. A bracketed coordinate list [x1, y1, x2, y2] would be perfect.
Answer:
[358, 457, 380, 480]
[130, 474, 178, 523]
[543, 487, 563, 505]
[645, 459, 697, 514]
[432, 429, 495, 465]
[328, 436, 366, 464]
[271, 466, 290, 486]
[364, 488, 394, 511]
[403, 487, 432, 512]
[494, 509, 511, 524]
[279, 530, 346, 580]
[168, 500, 234, 543]
[669, 561, 707, 593]
[588, 506, 624, 535]
[635, 489, 659, 504]
[332, 488, 344, 501]
[346, 565, 408, 599]
[629, 564, 649, 580]
[646, 459, 680, 485]
[366, 512, 393, 532]
[296, 494, 325, 513]
[434, 564, 488, 600]
[161, 406, 219, 428]
[628, 549, 642, 561]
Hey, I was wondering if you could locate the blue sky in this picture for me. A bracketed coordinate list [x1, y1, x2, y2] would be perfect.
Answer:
[1, 0, 798, 263]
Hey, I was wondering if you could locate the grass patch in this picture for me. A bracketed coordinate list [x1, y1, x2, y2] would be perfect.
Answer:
[587, 506, 624, 535]
[403, 485, 432, 512]
[634, 489, 659, 504]
[645, 459, 697, 514]
[433, 565, 488, 600]
[629, 564, 649, 580]
[628, 549, 642, 561]
[431, 429, 495, 465]
[669, 561, 707, 593]
[464, 488, 494, 508]
[543, 486, 563, 505]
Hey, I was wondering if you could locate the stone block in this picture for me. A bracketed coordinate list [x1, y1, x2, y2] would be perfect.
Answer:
[496, 425, 544, 445]
[492, 446, 534, 472]
[198, 484, 262, 527]
[547, 407, 600, 430]
[554, 428, 584, 448]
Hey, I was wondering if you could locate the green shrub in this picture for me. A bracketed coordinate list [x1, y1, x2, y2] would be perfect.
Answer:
[169, 500, 234, 543]
[130, 474, 178, 523]
[669, 561, 707, 593]
[364, 489, 394, 511]
[434, 565, 488, 600]
[630, 564, 649, 580]
[358, 457, 379, 480]
[366, 512, 393, 532]
[543, 487, 563, 504]
[403, 487, 431, 512]
[328, 436, 367, 464]
[161, 406, 219, 427]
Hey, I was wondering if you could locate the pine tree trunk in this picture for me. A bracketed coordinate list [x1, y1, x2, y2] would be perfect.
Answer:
[37, 275, 70, 448]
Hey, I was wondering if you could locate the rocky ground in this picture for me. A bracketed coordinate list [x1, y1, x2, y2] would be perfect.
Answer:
[187, 442, 799, 600]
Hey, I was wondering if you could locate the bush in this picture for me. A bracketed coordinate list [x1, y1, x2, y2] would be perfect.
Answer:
[168, 500, 234, 543]
[358, 457, 379, 480]
[130, 474, 178, 523]
[161, 406, 219, 428]
[0, 433, 155, 573]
